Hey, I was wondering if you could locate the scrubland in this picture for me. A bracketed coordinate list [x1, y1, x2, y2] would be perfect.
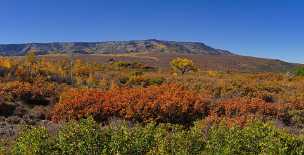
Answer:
[0, 53, 304, 154]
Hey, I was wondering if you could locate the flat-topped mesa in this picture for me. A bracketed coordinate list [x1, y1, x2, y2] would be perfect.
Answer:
[0, 39, 235, 56]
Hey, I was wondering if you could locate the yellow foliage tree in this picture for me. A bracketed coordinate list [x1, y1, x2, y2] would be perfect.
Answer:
[0, 58, 13, 69]
[26, 51, 36, 64]
[170, 57, 197, 75]
[24, 50, 38, 80]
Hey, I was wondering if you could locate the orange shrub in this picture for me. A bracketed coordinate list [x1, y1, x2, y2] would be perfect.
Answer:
[51, 84, 211, 124]
[51, 89, 104, 122]
[206, 98, 304, 127]
[207, 98, 270, 127]
[0, 80, 59, 105]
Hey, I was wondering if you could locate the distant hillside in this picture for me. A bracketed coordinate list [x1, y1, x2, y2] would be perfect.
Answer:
[0, 39, 300, 72]
[0, 39, 233, 56]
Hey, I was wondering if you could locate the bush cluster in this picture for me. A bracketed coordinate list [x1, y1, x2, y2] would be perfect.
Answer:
[51, 84, 304, 127]
[10, 118, 304, 155]
[207, 97, 304, 127]
[0, 81, 60, 105]
[206, 121, 304, 155]
[1, 56, 304, 154]
[12, 126, 51, 154]
[120, 75, 165, 87]
[294, 67, 304, 76]
[51, 84, 211, 124]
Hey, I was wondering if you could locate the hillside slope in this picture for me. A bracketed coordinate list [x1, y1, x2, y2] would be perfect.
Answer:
[42, 52, 298, 72]
[0, 39, 300, 72]
[0, 39, 233, 56]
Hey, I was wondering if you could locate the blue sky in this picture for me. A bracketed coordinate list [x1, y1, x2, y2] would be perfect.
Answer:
[1, 0, 303, 63]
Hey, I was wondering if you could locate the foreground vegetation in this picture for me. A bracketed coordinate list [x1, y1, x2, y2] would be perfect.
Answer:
[0, 52, 304, 154]
[8, 117, 304, 155]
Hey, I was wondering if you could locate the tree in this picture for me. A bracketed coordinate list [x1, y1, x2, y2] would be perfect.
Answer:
[170, 57, 197, 75]
[25, 50, 37, 65]
[25, 50, 37, 80]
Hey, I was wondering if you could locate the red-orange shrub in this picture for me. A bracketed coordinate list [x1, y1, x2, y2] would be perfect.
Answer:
[51, 89, 104, 122]
[0, 81, 59, 105]
[206, 98, 298, 127]
[51, 84, 211, 123]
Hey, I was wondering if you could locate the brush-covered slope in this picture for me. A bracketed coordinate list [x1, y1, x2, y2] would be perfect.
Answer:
[0, 39, 300, 72]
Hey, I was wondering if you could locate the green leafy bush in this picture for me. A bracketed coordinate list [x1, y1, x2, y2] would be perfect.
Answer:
[294, 67, 304, 76]
[55, 117, 103, 155]
[146, 77, 165, 86]
[102, 121, 158, 155]
[12, 127, 51, 155]
[0, 144, 4, 155]
[7, 118, 304, 155]
[149, 123, 206, 155]
[112, 61, 132, 68]
[126, 76, 165, 87]
[102, 121, 206, 155]
[112, 61, 145, 70]
[206, 121, 304, 155]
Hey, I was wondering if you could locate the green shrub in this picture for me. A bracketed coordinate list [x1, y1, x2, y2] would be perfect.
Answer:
[112, 61, 132, 68]
[102, 121, 158, 155]
[112, 61, 144, 69]
[148, 123, 206, 155]
[0, 144, 4, 155]
[8, 118, 304, 155]
[127, 123, 159, 154]
[12, 127, 51, 155]
[206, 121, 304, 155]
[101, 121, 205, 155]
[126, 76, 165, 87]
[147, 77, 165, 86]
[55, 117, 103, 155]
[294, 67, 304, 76]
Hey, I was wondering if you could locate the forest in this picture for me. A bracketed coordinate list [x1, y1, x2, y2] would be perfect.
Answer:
[0, 52, 304, 154]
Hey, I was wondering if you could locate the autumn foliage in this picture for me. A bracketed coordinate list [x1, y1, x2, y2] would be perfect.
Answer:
[50, 89, 104, 122]
[51, 84, 211, 123]
[170, 57, 197, 74]
[206, 98, 304, 127]
[2, 54, 304, 153]
[0, 80, 59, 105]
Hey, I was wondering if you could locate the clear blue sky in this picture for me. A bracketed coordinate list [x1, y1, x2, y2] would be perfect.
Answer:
[1, 0, 303, 63]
